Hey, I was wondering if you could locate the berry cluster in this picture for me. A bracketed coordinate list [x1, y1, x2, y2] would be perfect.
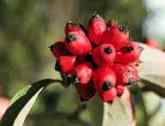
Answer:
[50, 15, 142, 103]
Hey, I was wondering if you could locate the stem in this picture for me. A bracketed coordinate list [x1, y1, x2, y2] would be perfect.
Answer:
[140, 79, 165, 97]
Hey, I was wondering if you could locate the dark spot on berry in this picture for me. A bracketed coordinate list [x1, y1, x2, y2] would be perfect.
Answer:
[87, 84, 96, 97]
[65, 34, 76, 42]
[126, 78, 134, 85]
[102, 81, 112, 91]
[62, 74, 76, 86]
[49, 44, 54, 51]
[55, 62, 61, 71]
[104, 47, 112, 54]
[121, 46, 134, 53]
[108, 101, 113, 104]
[86, 53, 98, 68]
[86, 54, 93, 62]
[117, 93, 123, 97]
[80, 97, 88, 102]
[91, 42, 98, 48]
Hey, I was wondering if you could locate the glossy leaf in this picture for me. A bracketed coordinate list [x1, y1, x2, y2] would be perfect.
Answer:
[0, 79, 62, 126]
[138, 44, 165, 96]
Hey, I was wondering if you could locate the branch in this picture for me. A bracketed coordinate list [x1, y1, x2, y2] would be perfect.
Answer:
[140, 79, 165, 97]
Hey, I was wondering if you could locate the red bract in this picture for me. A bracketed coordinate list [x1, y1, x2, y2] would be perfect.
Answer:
[92, 44, 116, 65]
[88, 14, 106, 45]
[75, 63, 93, 84]
[58, 56, 76, 74]
[50, 15, 142, 103]
[50, 41, 69, 58]
[115, 42, 142, 64]
[112, 64, 139, 85]
[93, 67, 116, 92]
[101, 23, 129, 49]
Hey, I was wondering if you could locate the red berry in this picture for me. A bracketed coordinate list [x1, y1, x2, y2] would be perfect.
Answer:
[58, 56, 76, 74]
[50, 41, 69, 58]
[65, 22, 84, 34]
[115, 42, 143, 64]
[75, 82, 96, 102]
[88, 14, 106, 45]
[116, 85, 125, 97]
[112, 64, 139, 85]
[99, 87, 117, 102]
[92, 44, 116, 66]
[93, 67, 116, 92]
[75, 63, 93, 84]
[145, 39, 159, 48]
[101, 23, 129, 49]
[65, 30, 92, 56]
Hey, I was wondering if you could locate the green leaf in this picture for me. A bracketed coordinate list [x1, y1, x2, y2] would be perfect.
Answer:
[130, 85, 148, 126]
[11, 85, 31, 104]
[102, 89, 135, 126]
[0, 79, 62, 126]
[89, 89, 135, 126]
[88, 95, 103, 126]
[138, 44, 165, 96]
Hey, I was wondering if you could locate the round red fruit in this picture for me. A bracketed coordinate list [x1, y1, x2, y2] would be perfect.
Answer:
[65, 32, 92, 56]
[99, 87, 117, 102]
[93, 67, 116, 92]
[88, 14, 106, 45]
[112, 64, 139, 85]
[50, 41, 69, 58]
[58, 56, 76, 74]
[101, 23, 129, 49]
[75, 63, 93, 84]
[115, 42, 143, 64]
[92, 44, 116, 66]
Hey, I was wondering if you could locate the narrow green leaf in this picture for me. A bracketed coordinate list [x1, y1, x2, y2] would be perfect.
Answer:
[130, 85, 148, 126]
[11, 85, 31, 104]
[0, 79, 62, 126]
[88, 95, 103, 126]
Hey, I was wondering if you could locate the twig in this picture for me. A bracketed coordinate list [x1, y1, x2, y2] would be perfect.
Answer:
[140, 79, 165, 97]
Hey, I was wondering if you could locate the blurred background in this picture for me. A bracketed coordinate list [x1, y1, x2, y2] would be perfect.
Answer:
[0, 0, 165, 126]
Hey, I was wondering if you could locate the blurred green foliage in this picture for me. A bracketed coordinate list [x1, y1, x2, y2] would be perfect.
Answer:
[1, 0, 165, 126]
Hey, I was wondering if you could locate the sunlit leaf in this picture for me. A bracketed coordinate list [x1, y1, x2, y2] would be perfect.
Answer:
[138, 44, 165, 96]
[0, 79, 62, 126]
[139, 44, 165, 84]
[102, 89, 135, 126]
